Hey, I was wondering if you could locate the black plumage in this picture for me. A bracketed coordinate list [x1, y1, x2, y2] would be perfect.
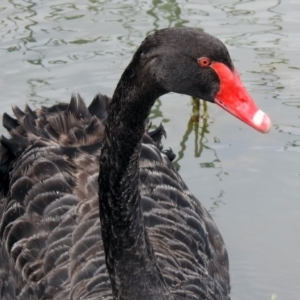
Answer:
[0, 28, 235, 300]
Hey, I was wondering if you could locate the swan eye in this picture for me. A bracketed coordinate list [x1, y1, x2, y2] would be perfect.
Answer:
[198, 57, 211, 67]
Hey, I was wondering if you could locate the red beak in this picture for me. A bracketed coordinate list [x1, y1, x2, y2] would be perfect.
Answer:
[211, 62, 271, 133]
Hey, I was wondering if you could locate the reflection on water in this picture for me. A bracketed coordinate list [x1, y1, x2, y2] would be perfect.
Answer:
[209, 189, 226, 213]
[173, 97, 206, 169]
[147, 0, 188, 29]
[1, 1, 300, 300]
[173, 98, 224, 181]
[27, 78, 53, 106]
[149, 98, 169, 123]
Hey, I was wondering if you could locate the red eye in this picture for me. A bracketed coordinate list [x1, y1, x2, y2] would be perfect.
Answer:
[198, 57, 211, 67]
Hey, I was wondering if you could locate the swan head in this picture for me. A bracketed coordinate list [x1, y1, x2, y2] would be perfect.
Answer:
[133, 28, 271, 133]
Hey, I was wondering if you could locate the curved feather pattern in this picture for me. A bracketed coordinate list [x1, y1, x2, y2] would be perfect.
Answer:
[0, 93, 228, 299]
[0, 26, 269, 299]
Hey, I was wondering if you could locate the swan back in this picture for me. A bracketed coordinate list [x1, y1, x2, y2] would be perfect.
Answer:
[0, 94, 187, 299]
[0, 94, 111, 299]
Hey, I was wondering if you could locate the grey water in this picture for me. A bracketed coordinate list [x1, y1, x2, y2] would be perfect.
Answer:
[0, 0, 299, 299]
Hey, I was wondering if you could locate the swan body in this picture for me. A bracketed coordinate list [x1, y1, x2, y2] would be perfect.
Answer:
[0, 28, 270, 300]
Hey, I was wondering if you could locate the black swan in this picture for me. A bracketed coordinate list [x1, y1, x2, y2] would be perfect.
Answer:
[0, 28, 271, 300]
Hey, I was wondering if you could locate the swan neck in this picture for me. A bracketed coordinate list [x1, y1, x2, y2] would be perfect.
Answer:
[99, 64, 170, 298]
